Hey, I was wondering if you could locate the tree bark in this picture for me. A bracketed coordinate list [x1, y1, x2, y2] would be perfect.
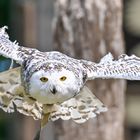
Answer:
[53, 0, 125, 140]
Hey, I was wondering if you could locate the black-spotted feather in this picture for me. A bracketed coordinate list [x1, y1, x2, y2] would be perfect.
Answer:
[81, 53, 140, 80]
[0, 68, 43, 119]
[0, 26, 39, 64]
[48, 86, 107, 123]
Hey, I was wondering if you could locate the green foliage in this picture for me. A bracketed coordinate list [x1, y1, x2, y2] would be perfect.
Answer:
[0, 0, 10, 26]
[0, 56, 7, 60]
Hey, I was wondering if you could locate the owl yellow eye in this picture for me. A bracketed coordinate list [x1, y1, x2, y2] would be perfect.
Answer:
[40, 77, 48, 82]
[60, 76, 67, 81]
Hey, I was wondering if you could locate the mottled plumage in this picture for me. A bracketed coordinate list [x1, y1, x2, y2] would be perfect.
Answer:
[0, 26, 140, 125]
[0, 67, 106, 124]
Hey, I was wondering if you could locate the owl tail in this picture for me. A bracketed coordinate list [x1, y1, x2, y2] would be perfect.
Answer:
[46, 86, 107, 124]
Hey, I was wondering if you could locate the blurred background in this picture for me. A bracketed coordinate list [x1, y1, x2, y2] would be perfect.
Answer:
[0, 0, 140, 140]
[124, 0, 140, 140]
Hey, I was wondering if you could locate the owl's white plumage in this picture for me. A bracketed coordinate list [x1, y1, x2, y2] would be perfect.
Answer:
[29, 68, 80, 104]
[0, 26, 140, 125]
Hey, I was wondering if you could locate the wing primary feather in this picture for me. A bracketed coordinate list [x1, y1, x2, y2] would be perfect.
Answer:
[0, 26, 38, 64]
[81, 53, 140, 80]
[0, 27, 22, 63]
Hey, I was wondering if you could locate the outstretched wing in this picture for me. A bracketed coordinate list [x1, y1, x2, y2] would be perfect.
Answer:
[0, 68, 43, 119]
[0, 26, 38, 64]
[81, 53, 140, 80]
[44, 86, 107, 124]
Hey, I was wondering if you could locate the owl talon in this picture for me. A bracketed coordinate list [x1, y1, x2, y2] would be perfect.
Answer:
[41, 113, 50, 128]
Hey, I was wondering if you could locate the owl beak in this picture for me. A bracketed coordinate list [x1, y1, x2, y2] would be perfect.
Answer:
[50, 86, 57, 94]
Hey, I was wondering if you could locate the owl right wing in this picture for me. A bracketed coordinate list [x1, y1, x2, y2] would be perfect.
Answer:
[81, 53, 140, 80]
[0, 26, 38, 64]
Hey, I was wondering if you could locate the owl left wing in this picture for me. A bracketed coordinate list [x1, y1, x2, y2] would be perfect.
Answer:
[81, 53, 140, 80]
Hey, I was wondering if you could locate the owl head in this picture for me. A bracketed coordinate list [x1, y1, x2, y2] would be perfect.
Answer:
[29, 64, 82, 104]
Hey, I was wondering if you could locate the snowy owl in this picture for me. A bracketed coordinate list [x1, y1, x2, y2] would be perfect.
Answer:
[0, 26, 140, 125]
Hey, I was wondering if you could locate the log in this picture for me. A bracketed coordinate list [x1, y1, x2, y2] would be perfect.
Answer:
[53, 0, 125, 140]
